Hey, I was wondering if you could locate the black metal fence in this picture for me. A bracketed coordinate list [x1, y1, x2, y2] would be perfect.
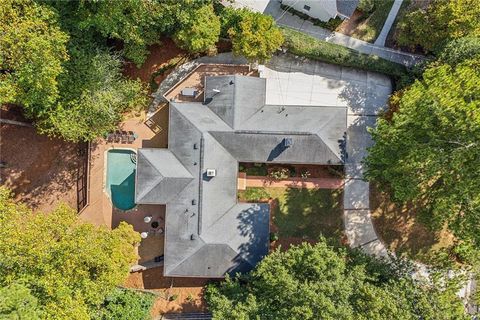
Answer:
[77, 141, 90, 213]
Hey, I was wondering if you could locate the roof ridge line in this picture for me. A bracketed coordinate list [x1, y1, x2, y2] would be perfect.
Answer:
[166, 238, 206, 275]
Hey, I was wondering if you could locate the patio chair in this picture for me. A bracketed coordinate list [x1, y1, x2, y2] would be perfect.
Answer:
[127, 131, 136, 143]
[120, 131, 129, 143]
[106, 132, 115, 142]
[113, 130, 121, 143]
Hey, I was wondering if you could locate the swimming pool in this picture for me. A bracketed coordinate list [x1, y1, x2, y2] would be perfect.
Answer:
[106, 149, 136, 210]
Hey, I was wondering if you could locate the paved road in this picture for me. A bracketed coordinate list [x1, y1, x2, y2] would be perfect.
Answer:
[374, 0, 404, 46]
[260, 0, 425, 67]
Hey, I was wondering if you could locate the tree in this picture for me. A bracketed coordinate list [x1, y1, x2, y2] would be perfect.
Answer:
[174, 4, 220, 53]
[0, 282, 43, 319]
[0, 0, 68, 117]
[365, 59, 480, 248]
[92, 289, 155, 320]
[225, 9, 284, 62]
[39, 47, 147, 142]
[205, 241, 468, 320]
[0, 187, 141, 319]
[397, 0, 480, 53]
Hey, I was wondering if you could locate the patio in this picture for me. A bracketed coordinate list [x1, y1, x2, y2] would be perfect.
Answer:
[164, 64, 255, 102]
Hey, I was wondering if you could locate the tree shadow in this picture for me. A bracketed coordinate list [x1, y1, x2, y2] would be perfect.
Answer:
[279, 187, 344, 240]
[369, 183, 454, 261]
[0, 121, 84, 211]
[234, 204, 270, 274]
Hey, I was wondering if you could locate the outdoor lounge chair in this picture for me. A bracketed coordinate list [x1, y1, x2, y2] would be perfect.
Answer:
[120, 131, 129, 143]
[106, 132, 115, 142]
[127, 131, 137, 143]
[113, 130, 122, 143]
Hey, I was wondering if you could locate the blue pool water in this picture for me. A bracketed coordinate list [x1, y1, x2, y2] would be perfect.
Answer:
[106, 149, 136, 210]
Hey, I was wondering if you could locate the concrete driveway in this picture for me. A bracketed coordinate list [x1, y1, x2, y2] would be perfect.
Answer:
[262, 54, 392, 257]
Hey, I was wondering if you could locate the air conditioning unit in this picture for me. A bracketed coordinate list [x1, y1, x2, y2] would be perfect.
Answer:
[206, 169, 216, 177]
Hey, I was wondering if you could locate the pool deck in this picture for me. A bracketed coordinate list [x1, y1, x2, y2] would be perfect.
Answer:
[79, 110, 168, 263]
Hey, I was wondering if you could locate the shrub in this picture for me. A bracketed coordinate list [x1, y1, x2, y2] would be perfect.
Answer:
[358, 0, 375, 13]
[268, 168, 290, 180]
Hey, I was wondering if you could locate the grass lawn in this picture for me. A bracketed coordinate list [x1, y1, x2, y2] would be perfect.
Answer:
[370, 184, 457, 266]
[350, 0, 395, 43]
[239, 187, 344, 240]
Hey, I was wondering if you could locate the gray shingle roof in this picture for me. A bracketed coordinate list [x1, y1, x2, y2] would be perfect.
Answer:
[336, 0, 359, 18]
[135, 149, 193, 204]
[204, 75, 266, 128]
[136, 74, 347, 278]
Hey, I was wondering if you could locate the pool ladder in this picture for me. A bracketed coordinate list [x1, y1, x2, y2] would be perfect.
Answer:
[130, 153, 137, 164]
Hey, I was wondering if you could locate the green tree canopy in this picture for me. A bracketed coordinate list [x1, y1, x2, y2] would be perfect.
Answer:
[224, 8, 284, 62]
[365, 59, 480, 248]
[397, 0, 480, 53]
[174, 4, 221, 53]
[92, 289, 155, 320]
[0, 0, 68, 117]
[206, 241, 468, 320]
[0, 282, 43, 319]
[0, 187, 141, 319]
[39, 45, 147, 142]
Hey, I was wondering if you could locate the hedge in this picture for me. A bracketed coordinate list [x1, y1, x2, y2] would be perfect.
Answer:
[281, 27, 409, 83]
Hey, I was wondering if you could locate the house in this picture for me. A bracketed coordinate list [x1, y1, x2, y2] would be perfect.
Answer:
[281, 0, 360, 21]
[135, 74, 346, 278]
[223, 0, 359, 21]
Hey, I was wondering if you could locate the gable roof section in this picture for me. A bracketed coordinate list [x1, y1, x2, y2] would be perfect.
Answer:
[135, 149, 193, 204]
[209, 131, 342, 164]
[204, 75, 266, 128]
[239, 105, 347, 161]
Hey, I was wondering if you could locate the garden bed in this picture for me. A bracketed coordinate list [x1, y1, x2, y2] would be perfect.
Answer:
[239, 163, 343, 179]
[337, 0, 395, 43]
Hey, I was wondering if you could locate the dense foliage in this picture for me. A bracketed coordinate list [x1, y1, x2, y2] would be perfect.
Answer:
[397, 0, 480, 53]
[0, 282, 43, 319]
[221, 8, 284, 62]
[0, 0, 69, 117]
[438, 36, 480, 66]
[0, 187, 140, 319]
[40, 47, 147, 141]
[365, 59, 480, 253]
[174, 4, 220, 53]
[206, 241, 468, 319]
[92, 289, 155, 320]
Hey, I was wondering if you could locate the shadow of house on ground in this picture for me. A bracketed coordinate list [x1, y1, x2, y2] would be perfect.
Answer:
[142, 104, 169, 149]
[234, 204, 270, 274]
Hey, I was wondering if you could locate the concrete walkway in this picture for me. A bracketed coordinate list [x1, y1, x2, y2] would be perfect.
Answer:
[262, 0, 424, 67]
[374, 0, 404, 46]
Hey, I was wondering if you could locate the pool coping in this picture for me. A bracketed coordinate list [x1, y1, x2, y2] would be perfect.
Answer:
[103, 147, 138, 212]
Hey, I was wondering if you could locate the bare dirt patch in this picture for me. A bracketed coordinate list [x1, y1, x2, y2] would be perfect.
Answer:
[125, 267, 214, 316]
[123, 38, 187, 84]
[0, 107, 84, 213]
